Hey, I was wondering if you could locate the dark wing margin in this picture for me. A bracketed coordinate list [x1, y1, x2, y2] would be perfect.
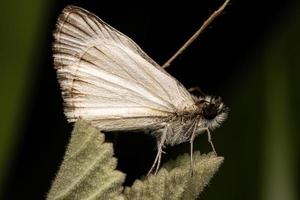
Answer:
[53, 5, 161, 70]
[52, 5, 197, 130]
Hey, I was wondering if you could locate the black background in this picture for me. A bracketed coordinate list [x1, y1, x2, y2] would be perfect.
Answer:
[2, 0, 299, 199]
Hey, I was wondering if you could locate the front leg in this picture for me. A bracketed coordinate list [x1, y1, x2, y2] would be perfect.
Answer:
[199, 128, 217, 155]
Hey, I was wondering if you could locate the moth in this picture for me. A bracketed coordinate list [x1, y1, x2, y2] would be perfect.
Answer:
[53, 5, 229, 174]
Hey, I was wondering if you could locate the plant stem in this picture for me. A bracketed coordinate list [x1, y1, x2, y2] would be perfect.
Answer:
[162, 0, 230, 69]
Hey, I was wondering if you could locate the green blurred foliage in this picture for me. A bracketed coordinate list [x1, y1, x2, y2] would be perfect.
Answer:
[0, 0, 51, 196]
[203, 2, 299, 200]
[260, 4, 299, 200]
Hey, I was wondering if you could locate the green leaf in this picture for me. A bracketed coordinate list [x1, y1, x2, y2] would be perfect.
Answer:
[124, 152, 223, 200]
[47, 120, 126, 200]
[47, 120, 223, 200]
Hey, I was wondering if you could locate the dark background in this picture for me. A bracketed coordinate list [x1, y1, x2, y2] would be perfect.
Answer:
[0, 0, 299, 199]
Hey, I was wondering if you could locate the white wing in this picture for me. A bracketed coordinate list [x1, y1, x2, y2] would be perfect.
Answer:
[53, 5, 196, 131]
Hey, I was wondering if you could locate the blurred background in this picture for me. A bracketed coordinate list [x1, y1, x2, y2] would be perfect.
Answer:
[0, 0, 299, 199]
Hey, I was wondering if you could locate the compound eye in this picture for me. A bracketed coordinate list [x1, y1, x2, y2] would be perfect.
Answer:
[203, 103, 218, 120]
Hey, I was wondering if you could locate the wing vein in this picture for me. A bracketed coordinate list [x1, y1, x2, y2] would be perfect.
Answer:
[66, 69, 172, 111]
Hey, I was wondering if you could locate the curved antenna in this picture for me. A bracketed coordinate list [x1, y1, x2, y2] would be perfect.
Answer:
[162, 0, 230, 69]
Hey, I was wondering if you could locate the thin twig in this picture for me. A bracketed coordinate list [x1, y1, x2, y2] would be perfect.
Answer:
[162, 0, 230, 69]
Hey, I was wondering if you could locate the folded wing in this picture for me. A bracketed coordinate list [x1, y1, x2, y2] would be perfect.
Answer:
[53, 5, 196, 130]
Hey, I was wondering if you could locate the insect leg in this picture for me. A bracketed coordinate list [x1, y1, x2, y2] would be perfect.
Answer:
[207, 128, 217, 155]
[147, 148, 160, 176]
[190, 121, 199, 175]
[147, 125, 168, 176]
[190, 133, 195, 175]
[203, 128, 217, 155]
[154, 147, 163, 175]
